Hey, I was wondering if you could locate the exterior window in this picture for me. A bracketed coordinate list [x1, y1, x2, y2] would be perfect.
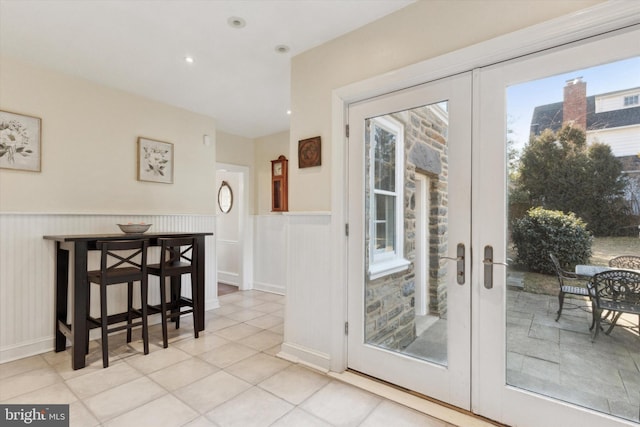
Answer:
[624, 94, 639, 106]
[369, 116, 409, 279]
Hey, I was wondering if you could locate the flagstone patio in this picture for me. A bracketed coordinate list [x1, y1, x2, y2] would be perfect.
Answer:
[506, 288, 639, 423]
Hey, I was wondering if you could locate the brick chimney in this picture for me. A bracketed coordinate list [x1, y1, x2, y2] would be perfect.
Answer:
[563, 77, 587, 130]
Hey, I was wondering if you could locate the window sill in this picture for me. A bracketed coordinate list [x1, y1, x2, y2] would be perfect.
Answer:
[368, 258, 411, 280]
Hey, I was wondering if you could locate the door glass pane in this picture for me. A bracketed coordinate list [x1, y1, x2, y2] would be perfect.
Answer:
[364, 101, 450, 366]
[506, 56, 640, 422]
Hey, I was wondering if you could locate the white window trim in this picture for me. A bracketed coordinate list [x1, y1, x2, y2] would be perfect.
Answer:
[368, 115, 409, 279]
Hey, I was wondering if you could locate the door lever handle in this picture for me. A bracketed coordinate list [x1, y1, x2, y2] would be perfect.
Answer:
[483, 245, 508, 289]
[439, 243, 465, 285]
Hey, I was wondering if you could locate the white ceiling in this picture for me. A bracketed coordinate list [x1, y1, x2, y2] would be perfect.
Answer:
[0, 0, 414, 138]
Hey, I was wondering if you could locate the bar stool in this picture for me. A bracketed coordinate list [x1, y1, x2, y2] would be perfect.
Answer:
[87, 239, 149, 368]
[147, 237, 199, 348]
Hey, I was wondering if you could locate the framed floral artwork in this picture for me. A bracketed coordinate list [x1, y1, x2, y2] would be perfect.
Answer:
[0, 110, 42, 172]
[137, 137, 173, 184]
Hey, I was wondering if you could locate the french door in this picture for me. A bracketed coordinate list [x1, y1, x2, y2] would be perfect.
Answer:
[474, 25, 640, 427]
[347, 72, 473, 409]
[347, 24, 639, 427]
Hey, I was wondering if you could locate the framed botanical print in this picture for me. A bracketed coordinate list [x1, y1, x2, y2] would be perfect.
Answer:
[0, 110, 42, 172]
[137, 137, 173, 184]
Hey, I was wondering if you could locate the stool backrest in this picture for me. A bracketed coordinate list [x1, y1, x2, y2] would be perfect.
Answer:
[96, 239, 149, 283]
[158, 237, 197, 268]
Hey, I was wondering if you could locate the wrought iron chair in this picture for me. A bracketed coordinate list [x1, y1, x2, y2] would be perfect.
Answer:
[147, 237, 199, 348]
[87, 239, 149, 368]
[609, 255, 640, 270]
[588, 269, 640, 341]
[549, 253, 590, 321]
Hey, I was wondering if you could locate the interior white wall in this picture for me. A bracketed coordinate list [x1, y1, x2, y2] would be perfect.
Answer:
[254, 131, 289, 215]
[0, 56, 217, 214]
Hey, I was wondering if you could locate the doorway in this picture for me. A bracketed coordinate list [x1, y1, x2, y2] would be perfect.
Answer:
[215, 163, 251, 295]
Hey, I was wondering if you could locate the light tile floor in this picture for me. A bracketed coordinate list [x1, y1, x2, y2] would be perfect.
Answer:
[1, 290, 461, 427]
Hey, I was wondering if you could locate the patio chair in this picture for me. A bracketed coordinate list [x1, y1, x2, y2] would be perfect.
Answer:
[588, 269, 640, 341]
[549, 253, 590, 321]
[609, 255, 640, 270]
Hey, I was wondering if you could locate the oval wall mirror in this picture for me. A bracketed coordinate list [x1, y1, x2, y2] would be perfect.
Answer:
[218, 181, 233, 213]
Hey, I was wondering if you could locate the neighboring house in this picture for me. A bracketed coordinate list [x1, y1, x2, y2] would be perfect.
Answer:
[530, 78, 640, 215]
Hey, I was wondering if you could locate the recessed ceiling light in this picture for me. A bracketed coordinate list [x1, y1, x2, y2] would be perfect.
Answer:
[184, 56, 195, 64]
[275, 45, 290, 54]
[227, 16, 246, 29]
[286, 110, 292, 115]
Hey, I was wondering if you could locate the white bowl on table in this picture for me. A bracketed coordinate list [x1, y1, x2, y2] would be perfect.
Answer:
[117, 223, 152, 234]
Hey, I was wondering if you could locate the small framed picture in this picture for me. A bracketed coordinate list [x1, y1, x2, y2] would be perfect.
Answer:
[298, 136, 321, 168]
[137, 137, 173, 184]
[0, 110, 42, 172]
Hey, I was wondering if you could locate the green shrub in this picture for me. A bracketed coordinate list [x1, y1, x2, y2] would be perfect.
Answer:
[511, 207, 593, 274]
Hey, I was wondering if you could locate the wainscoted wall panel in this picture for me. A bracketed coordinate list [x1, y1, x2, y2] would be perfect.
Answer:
[279, 213, 333, 370]
[253, 215, 287, 294]
[0, 213, 217, 363]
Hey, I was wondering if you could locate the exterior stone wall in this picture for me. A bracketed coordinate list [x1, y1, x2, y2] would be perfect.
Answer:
[364, 104, 449, 351]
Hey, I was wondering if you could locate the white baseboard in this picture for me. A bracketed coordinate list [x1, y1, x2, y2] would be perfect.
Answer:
[278, 342, 331, 372]
[217, 271, 239, 286]
[253, 281, 285, 295]
[0, 337, 54, 364]
[206, 297, 220, 311]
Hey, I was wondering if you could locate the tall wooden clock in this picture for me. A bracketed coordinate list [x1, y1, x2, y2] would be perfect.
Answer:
[271, 155, 288, 212]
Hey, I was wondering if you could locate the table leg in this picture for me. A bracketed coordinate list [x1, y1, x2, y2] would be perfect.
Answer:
[196, 235, 205, 332]
[72, 241, 88, 370]
[54, 243, 69, 352]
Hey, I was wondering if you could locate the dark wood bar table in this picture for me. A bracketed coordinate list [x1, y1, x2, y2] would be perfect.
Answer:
[43, 231, 212, 369]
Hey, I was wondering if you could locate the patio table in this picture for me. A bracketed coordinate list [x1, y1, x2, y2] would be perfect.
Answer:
[575, 265, 610, 276]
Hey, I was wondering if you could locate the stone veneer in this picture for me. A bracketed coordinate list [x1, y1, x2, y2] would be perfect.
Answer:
[364, 104, 449, 351]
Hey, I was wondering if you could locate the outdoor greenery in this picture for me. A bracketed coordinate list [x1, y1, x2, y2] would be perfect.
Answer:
[508, 236, 639, 295]
[512, 124, 631, 236]
[511, 207, 592, 274]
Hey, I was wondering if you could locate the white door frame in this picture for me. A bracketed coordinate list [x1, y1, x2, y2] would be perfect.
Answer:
[215, 162, 253, 291]
[328, 0, 640, 419]
[415, 174, 429, 317]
